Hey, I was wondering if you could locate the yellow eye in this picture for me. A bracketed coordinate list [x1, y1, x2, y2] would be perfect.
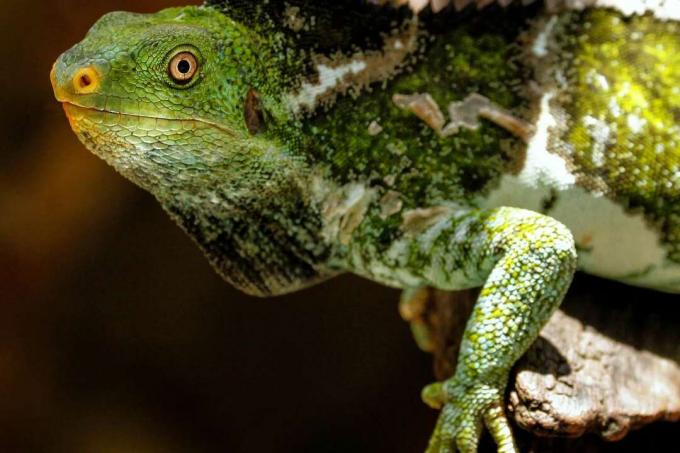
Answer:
[168, 52, 198, 84]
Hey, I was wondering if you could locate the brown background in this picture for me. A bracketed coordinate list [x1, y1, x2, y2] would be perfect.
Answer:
[0, 1, 675, 452]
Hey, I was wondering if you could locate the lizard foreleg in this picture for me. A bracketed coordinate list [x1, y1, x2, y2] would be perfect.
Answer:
[348, 207, 577, 452]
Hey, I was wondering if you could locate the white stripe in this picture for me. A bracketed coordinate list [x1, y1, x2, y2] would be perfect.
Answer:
[290, 60, 367, 113]
[521, 92, 576, 189]
[563, 0, 680, 20]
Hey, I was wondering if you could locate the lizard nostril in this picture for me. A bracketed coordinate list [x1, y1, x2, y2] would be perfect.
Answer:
[72, 66, 100, 94]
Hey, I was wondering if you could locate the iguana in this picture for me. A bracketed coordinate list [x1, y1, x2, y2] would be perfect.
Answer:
[50, 1, 680, 451]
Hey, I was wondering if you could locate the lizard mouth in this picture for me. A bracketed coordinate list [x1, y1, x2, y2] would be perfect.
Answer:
[59, 101, 237, 138]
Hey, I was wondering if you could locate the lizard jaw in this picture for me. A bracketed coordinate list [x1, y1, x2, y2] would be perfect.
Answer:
[58, 101, 238, 138]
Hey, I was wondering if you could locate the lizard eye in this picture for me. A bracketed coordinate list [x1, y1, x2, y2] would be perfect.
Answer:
[168, 51, 198, 84]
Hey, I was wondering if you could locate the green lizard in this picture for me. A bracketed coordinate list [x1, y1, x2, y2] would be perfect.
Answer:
[51, 1, 680, 451]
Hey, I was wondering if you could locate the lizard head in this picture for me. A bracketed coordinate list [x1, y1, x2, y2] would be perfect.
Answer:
[51, 6, 301, 203]
[50, 6, 329, 296]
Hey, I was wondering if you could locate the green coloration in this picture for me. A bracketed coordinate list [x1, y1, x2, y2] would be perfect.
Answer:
[52, 6, 330, 295]
[558, 10, 680, 259]
[58, 8, 294, 135]
[416, 208, 575, 453]
[305, 17, 529, 207]
[51, 2, 680, 452]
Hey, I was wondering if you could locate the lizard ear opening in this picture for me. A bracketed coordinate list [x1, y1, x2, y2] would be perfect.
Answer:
[244, 88, 266, 135]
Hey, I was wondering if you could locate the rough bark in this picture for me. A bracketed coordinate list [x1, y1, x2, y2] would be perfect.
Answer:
[416, 274, 680, 443]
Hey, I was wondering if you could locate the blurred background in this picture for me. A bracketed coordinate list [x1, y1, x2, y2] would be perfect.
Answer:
[0, 1, 676, 452]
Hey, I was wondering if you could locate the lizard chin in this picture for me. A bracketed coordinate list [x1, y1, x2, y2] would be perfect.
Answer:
[60, 102, 242, 197]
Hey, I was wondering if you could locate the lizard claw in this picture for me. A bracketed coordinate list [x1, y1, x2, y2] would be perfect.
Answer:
[423, 378, 518, 453]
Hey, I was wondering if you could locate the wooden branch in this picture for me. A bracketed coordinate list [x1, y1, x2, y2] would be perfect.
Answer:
[415, 274, 680, 442]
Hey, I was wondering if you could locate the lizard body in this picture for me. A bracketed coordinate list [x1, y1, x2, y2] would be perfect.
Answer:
[51, 1, 680, 451]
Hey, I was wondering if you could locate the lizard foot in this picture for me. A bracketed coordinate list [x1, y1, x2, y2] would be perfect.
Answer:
[422, 379, 518, 453]
[399, 287, 436, 352]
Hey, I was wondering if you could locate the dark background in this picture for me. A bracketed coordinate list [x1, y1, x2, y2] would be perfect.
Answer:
[0, 1, 676, 452]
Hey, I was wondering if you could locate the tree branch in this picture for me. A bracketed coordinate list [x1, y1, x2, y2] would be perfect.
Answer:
[416, 275, 680, 442]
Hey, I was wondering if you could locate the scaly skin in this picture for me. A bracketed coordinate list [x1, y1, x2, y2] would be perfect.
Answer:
[51, 1, 679, 451]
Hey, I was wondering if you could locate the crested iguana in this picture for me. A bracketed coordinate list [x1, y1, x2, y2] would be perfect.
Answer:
[51, 1, 680, 451]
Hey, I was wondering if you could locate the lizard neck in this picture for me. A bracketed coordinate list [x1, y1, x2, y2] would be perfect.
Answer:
[159, 160, 332, 297]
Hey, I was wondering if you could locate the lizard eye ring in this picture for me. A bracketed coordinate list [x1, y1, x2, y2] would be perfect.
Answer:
[168, 51, 198, 84]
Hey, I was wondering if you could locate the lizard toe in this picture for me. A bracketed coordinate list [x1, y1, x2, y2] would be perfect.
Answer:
[423, 378, 515, 453]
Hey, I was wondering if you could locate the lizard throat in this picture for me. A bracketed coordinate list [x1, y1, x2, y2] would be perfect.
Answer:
[59, 101, 248, 198]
